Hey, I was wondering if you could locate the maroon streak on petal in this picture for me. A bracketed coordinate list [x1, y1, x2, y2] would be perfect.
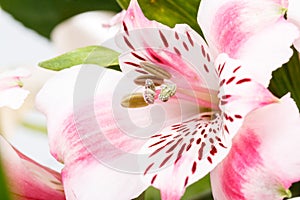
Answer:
[159, 30, 169, 48]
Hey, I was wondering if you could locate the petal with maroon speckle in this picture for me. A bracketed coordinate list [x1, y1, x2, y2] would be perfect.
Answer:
[216, 54, 278, 139]
[139, 112, 231, 200]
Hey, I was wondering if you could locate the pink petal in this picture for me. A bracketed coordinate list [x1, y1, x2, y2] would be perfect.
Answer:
[236, 19, 298, 86]
[211, 95, 300, 200]
[287, 0, 300, 52]
[120, 0, 168, 30]
[0, 68, 30, 109]
[141, 112, 231, 200]
[0, 136, 65, 199]
[216, 54, 278, 139]
[36, 65, 195, 199]
[116, 0, 218, 107]
[198, 0, 299, 86]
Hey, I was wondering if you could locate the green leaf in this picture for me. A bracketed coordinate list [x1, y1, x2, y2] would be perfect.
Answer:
[269, 48, 300, 109]
[0, 0, 121, 38]
[182, 175, 212, 200]
[0, 156, 11, 200]
[39, 46, 120, 71]
[117, 0, 202, 35]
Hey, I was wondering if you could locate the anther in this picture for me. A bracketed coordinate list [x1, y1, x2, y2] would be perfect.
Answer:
[159, 83, 176, 102]
[134, 75, 164, 86]
[121, 93, 149, 108]
[143, 79, 156, 104]
[140, 62, 172, 79]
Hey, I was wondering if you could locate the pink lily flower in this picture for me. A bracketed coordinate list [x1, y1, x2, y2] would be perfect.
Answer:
[0, 68, 30, 109]
[0, 135, 65, 199]
[35, 0, 299, 199]
[211, 95, 300, 200]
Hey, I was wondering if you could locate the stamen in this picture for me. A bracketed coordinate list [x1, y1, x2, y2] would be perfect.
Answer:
[134, 75, 164, 86]
[145, 79, 156, 91]
[159, 83, 176, 102]
[121, 93, 149, 108]
[17, 80, 24, 87]
[143, 88, 156, 104]
[143, 79, 156, 104]
[140, 61, 172, 79]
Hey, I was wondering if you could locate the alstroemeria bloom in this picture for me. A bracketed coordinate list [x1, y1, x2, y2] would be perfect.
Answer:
[198, 0, 300, 86]
[211, 95, 300, 200]
[112, 0, 297, 197]
[0, 68, 30, 109]
[0, 135, 65, 199]
[36, 0, 298, 199]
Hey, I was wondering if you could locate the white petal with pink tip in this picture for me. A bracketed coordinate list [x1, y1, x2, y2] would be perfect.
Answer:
[0, 136, 65, 199]
[198, 0, 299, 86]
[36, 64, 198, 199]
[0, 68, 30, 109]
[210, 95, 300, 200]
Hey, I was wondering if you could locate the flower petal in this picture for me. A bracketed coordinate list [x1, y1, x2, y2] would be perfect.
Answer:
[51, 11, 119, 54]
[36, 66, 148, 199]
[198, 0, 299, 86]
[210, 95, 300, 200]
[0, 136, 65, 199]
[116, 0, 218, 107]
[36, 65, 196, 199]
[236, 19, 298, 86]
[120, 0, 168, 30]
[287, 0, 300, 52]
[140, 112, 231, 200]
[0, 68, 30, 109]
[216, 53, 278, 138]
[0, 87, 29, 109]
